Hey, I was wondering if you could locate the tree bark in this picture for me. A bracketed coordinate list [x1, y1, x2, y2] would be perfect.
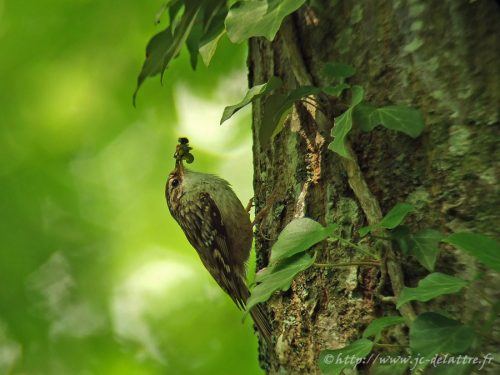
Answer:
[248, 1, 499, 373]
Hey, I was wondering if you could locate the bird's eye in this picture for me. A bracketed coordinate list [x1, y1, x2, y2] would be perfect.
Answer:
[171, 178, 179, 188]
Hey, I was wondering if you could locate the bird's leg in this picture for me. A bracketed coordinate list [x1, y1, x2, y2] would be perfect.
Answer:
[245, 197, 254, 214]
[252, 194, 276, 226]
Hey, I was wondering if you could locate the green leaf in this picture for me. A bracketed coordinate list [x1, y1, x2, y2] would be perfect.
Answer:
[444, 233, 500, 273]
[353, 102, 379, 132]
[259, 86, 321, 147]
[286, 85, 322, 101]
[199, 31, 224, 66]
[328, 109, 353, 159]
[186, 20, 203, 69]
[321, 63, 356, 81]
[359, 203, 414, 237]
[350, 85, 364, 106]
[134, 27, 174, 105]
[259, 93, 289, 146]
[377, 106, 424, 138]
[353, 104, 425, 138]
[226, 0, 306, 43]
[397, 273, 468, 308]
[270, 218, 337, 263]
[168, 0, 184, 30]
[134, 5, 200, 105]
[198, 0, 228, 66]
[327, 86, 364, 159]
[362, 316, 406, 342]
[318, 339, 374, 375]
[410, 313, 475, 357]
[220, 77, 282, 124]
[246, 253, 315, 312]
[155, 0, 178, 24]
[406, 229, 443, 271]
[379, 203, 414, 229]
[323, 83, 350, 97]
[390, 225, 411, 255]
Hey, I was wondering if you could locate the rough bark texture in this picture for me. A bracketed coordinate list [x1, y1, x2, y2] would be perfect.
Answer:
[249, 1, 499, 374]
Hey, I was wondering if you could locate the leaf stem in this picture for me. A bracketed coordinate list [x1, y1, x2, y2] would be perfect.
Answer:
[329, 235, 380, 259]
[314, 261, 380, 268]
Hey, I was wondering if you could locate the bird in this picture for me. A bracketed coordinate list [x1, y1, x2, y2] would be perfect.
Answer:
[165, 153, 272, 345]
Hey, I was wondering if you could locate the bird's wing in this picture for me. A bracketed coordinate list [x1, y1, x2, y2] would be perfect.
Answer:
[176, 191, 248, 309]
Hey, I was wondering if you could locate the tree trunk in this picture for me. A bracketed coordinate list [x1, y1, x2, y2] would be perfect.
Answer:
[249, 1, 499, 373]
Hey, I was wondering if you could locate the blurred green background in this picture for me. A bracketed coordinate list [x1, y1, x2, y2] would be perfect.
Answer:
[0, 0, 262, 374]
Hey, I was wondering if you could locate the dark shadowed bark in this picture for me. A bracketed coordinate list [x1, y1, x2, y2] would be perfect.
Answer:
[249, 1, 499, 373]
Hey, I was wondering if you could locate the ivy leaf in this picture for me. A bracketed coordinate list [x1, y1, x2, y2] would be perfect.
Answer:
[409, 313, 475, 357]
[328, 108, 353, 159]
[378, 202, 414, 228]
[327, 85, 364, 159]
[286, 85, 322, 101]
[259, 93, 289, 146]
[350, 85, 364, 106]
[186, 20, 203, 69]
[397, 273, 468, 308]
[270, 218, 337, 263]
[362, 316, 406, 342]
[321, 63, 356, 81]
[353, 102, 378, 132]
[246, 253, 315, 312]
[406, 229, 443, 271]
[444, 233, 500, 273]
[390, 225, 411, 255]
[226, 0, 306, 43]
[199, 31, 224, 65]
[134, 27, 174, 105]
[198, 0, 228, 66]
[353, 104, 425, 138]
[168, 0, 184, 30]
[134, 4, 200, 105]
[260, 86, 322, 147]
[376, 106, 424, 138]
[359, 203, 414, 237]
[155, 0, 179, 24]
[318, 339, 374, 375]
[323, 83, 350, 97]
[220, 77, 282, 124]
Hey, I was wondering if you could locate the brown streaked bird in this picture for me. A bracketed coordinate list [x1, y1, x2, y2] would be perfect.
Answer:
[165, 159, 271, 344]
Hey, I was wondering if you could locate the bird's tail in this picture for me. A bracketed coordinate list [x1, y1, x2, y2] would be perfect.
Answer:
[236, 276, 272, 345]
[249, 303, 272, 345]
